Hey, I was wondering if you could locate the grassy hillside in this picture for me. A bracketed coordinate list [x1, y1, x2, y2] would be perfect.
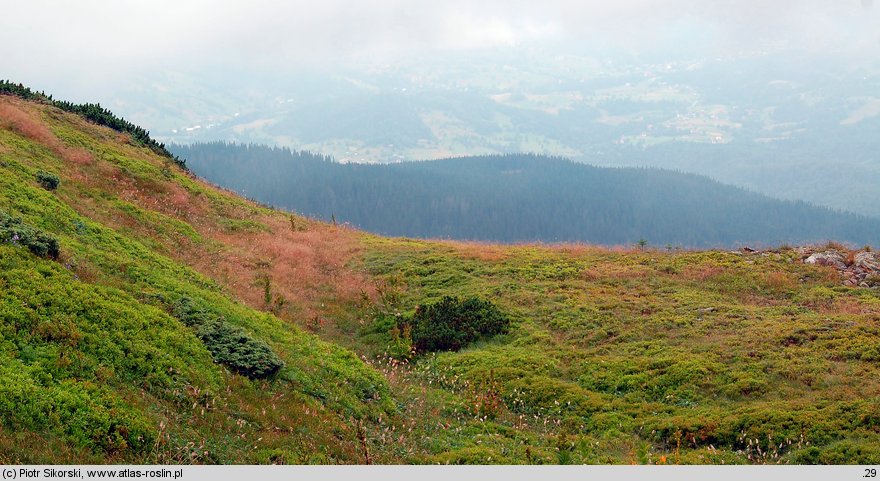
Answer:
[0, 95, 394, 463]
[1, 92, 880, 464]
[358, 239, 880, 463]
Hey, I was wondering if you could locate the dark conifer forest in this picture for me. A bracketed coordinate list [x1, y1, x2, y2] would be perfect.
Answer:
[171, 142, 880, 247]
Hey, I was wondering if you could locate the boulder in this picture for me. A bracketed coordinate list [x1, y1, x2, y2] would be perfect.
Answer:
[804, 251, 847, 270]
[854, 251, 880, 272]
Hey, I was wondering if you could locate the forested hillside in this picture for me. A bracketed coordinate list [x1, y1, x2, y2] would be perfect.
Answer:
[172, 142, 880, 248]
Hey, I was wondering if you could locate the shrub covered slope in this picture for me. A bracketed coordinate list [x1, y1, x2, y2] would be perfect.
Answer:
[356, 238, 880, 464]
[0, 94, 393, 463]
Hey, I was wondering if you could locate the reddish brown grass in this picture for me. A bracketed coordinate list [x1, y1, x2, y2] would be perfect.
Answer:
[586, 262, 653, 280]
[551, 243, 611, 256]
[811, 297, 876, 316]
[180, 211, 375, 325]
[4, 100, 374, 330]
[579, 269, 599, 281]
[0, 98, 93, 166]
[762, 270, 797, 294]
[443, 240, 511, 262]
[681, 265, 725, 282]
[0, 100, 59, 147]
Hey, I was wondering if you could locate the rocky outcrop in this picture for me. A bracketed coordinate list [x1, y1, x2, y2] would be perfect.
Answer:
[804, 251, 847, 270]
[729, 245, 878, 287]
[854, 251, 880, 271]
[800, 248, 880, 288]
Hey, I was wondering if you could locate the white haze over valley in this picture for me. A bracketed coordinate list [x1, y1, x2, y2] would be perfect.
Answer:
[3, 0, 880, 217]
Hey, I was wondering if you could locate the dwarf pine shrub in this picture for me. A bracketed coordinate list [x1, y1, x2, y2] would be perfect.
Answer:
[0, 209, 60, 259]
[405, 296, 510, 353]
[172, 297, 284, 379]
[36, 170, 60, 191]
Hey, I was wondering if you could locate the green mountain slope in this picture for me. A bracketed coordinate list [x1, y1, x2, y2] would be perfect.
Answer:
[0, 93, 393, 463]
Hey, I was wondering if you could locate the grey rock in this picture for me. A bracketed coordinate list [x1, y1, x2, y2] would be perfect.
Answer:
[804, 251, 847, 270]
[854, 251, 880, 272]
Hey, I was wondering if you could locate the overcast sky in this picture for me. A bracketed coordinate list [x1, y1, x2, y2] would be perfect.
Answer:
[2, 0, 878, 96]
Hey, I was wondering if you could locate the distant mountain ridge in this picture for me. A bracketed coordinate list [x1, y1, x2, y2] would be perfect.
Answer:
[115, 51, 880, 218]
[172, 142, 880, 248]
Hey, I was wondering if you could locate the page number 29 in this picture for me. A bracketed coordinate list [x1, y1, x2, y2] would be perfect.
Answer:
[865, 469, 877, 478]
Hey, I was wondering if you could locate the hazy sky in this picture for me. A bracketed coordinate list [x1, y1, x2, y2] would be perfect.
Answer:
[2, 0, 878, 94]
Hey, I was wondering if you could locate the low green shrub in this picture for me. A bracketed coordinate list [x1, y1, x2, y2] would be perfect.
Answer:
[386, 322, 415, 360]
[429, 446, 514, 465]
[0, 361, 156, 454]
[35, 170, 60, 191]
[172, 297, 284, 379]
[0, 209, 59, 259]
[196, 319, 284, 379]
[404, 296, 510, 352]
[793, 439, 880, 464]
